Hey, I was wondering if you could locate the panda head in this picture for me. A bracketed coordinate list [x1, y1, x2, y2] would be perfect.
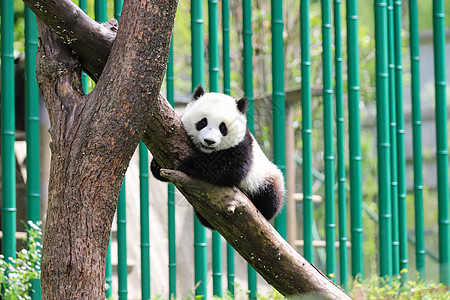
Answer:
[181, 84, 248, 153]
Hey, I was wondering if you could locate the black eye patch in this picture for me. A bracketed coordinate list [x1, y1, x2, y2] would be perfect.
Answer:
[219, 122, 228, 136]
[196, 118, 208, 131]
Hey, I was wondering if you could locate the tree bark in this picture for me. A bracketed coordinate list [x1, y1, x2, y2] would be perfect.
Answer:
[27, 0, 351, 298]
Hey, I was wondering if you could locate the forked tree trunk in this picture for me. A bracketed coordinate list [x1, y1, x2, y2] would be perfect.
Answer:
[33, 1, 178, 298]
[25, 0, 351, 298]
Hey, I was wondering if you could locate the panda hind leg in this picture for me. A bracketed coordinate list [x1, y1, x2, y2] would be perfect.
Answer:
[249, 181, 284, 222]
[195, 210, 215, 230]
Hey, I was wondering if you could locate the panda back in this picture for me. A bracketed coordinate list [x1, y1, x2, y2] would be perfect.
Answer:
[239, 136, 285, 196]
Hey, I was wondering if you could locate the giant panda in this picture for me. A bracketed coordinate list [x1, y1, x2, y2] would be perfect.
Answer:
[151, 85, 285, 230]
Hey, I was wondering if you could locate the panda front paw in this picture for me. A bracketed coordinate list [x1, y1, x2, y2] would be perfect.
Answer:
[150, 158, 170, 182]
[177, 156, 205, 179]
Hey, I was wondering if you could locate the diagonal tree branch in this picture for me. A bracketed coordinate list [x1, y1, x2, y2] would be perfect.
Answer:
[161, 169, 350, 298]
[27, 0, 351, 298]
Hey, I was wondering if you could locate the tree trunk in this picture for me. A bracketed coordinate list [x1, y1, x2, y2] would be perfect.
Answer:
[25, 0, 351, 298]
[33, 1, 178, 298]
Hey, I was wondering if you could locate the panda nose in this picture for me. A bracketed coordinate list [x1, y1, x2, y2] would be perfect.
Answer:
[204, 139, 215, 145]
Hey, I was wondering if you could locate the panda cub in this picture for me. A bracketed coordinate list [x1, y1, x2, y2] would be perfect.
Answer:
[151, 85, 285, 230]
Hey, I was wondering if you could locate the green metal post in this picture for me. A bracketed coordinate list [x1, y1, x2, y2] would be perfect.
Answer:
[222, 1, 235, 295]
[333, 0, 348, 289]
[140, 142, 151, 300]
[114, 0, 123, 22]
[96, 0, 108, 22]
[393, 0, 408, 279]
[191, 0, 208, 296]
[243, 0, 257, 297]
[375, 0, 392, 278]
[433, 0, 450, 285]
[79, 0, 89, 92]
[408, 0, 425, 280]
[321, 0, 336, 280]
[387, 0, 399, 276]
[1, 0, 16, 264]
[272, 0, 286, 240]
[346, 0, 363, 279]
[167, 38, 177, 300]
[243, 0, 254, 131]
[301, 0, 314, 264]
[117, 180, 128, 299]
[25, 6, 41, 299]
[208, 0, 223, 296]
[105, 236, 113, 299]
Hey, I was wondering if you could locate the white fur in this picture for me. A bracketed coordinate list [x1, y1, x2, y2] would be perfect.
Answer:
[239, 136, 284, 194]
[182, 93, 247, 153]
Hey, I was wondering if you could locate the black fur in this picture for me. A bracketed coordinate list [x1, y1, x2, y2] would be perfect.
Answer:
[247, 182, 282, 221]
[236, 97, 248, 115]
[192, 84, 204, 101]
[177, 128, 253, 187]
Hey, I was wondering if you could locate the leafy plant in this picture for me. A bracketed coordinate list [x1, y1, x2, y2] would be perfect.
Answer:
[0, 221, 41, 300]
[351, 270, 450, 300]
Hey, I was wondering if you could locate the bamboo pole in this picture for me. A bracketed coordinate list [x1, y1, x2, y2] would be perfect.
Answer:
[300, 0, 314, 264]
[117, 180, 128, 299]
[139, 141, 150, 300]
[346, 0, 364, 279]
[1, 0, 17, 265]
[408, 0, 425, 280]
[208, 0, 223, 296]
[432, 0, 450, 285]
[333, 0, 348, 289]
[387, 0, 400, 276]
[25, 5, 41, 299]
[79, 0, 89, 92]
[167, 38, 177, 299]
[222, 1, 235, 295]
[106, 236, 113, 298]
[375, 0, 393, 277]
[393, 0, 408, 279]
[191, 0, 208, 295]
[321, 0, 336, 281]
[272, 0, 287, 240]
[243, 0, 258, 297]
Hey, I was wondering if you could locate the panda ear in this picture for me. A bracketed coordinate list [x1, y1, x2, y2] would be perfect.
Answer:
[236, 97, 248, 114]
[192, 84, 204, 101]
